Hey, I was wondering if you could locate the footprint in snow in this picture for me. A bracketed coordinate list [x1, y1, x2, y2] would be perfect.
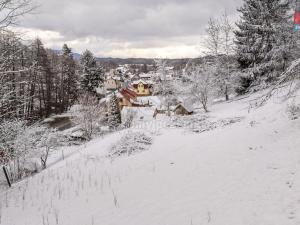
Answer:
[286, 181, 293, 189]
[288, 211, 295, 220]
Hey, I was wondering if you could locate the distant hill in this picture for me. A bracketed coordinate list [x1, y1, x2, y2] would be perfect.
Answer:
[95, 57, 195, 66]
[51, 49, 194, 67]
[72, 53, 82, 61]
[51, 49, 82, 61]
[96, 57, 155, 65]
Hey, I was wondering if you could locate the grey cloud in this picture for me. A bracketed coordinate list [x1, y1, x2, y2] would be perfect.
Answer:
[24, 0, 241, 40]
[20, 0, 242, 57]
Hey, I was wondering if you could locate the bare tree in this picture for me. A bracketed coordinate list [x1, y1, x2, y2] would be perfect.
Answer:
[0, 33, 81, 121]
[0, 120, 59, 179]
[123, 108, 137, 128]
[206, 18, 222, 55]
[71, 93, 105, 140]
[0, 0, 35, 29]
[154, 59, 175, 116]
[0, 0, 36, 120]
[37, 128, 61, 169]
[218, 12, 235, 101]
[0, 31, 31, 120]
[183, 64, 215, 113]
[221, 12, 234, 56]
[205, 12, 235, 101]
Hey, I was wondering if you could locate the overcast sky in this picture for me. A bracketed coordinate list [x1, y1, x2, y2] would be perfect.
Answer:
[18, 0, 242, 58]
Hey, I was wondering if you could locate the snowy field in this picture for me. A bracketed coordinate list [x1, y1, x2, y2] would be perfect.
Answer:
[1, 88, 300, 225]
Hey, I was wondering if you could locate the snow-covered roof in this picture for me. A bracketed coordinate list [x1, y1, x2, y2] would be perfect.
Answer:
[137, 96, 161, 107]
[175, 101, 194, 113]
[129, 74, 139, 79]
[139, 73, 152, 78]
[132, 79, 151, 85]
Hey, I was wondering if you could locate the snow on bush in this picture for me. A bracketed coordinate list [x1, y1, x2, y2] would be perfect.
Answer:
[70, 94, 106, 140]
[122, 108, 137, 128]
[109, 131, 152, 158]
[0, 119, 64, 181]
[0, 120, 25, 165]
[182, 65, 215, 113]
[167, 114, 243, 133]
[36, 128, 64, 169]
[287, 103, 300, 120]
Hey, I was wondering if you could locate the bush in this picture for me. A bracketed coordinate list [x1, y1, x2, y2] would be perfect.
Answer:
[122, 108, 137, 128]
[0, 119, 63, 181]
[109, 131, 152, 158]
[0, 120, 27, 165]
[70, 94, 105, 140]
[287, 103, 300, 120]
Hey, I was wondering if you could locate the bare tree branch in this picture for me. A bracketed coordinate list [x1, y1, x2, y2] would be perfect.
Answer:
[0, 0, 36, 29]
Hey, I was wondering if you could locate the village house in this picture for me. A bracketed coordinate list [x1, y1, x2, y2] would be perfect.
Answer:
[104, 76, 123, 91]
[117, 88, 140, 110]
[173, 102, 194, 115]
[132, 79, 153, 96]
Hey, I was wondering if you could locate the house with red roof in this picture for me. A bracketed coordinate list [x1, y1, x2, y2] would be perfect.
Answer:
[117, 88, 142, 110]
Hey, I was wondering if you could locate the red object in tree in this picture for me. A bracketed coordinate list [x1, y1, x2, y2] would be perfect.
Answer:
[295, 12, 300, 25]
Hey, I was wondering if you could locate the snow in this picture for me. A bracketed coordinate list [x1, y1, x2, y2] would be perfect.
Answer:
[139, 73, 152, 79]
[174, 99, 195, 113]
[132, 79, 150, 85]
[136, 96, 161, 107]
[109, 131, 153, 159]
[0, 87, 300, 225]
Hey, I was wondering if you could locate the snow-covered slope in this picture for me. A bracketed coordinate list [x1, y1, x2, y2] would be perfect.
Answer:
[1, 89, 300, 225]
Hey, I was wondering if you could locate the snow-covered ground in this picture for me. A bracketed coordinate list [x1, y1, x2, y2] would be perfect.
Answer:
[1, 88, 300, 225]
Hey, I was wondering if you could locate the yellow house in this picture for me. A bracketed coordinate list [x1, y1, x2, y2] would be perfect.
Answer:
[132, 79, 152, 96]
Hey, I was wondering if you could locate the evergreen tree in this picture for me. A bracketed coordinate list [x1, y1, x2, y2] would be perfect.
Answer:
[108, 94, 121, 129]
[60, 44, 78, 111]
[80, 50, 103, 95]
[235, 0, 293, 89]
[259, 1, 295, 81]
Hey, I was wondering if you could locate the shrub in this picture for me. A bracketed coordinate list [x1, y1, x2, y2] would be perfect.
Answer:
[109, 131, 152, 158]
[287, 103, 300, 120]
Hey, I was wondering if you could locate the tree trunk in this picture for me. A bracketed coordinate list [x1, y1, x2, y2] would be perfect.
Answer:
[225, 85, 229, 101]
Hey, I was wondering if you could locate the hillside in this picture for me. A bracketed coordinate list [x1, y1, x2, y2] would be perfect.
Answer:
[0, 87, 299, 225]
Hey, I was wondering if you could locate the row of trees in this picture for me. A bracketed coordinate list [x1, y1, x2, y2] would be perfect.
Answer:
[155, 0, 299, 113]
[0, 0, 120, 185]
[0, 0, 107, 180]
[204, 0, 299, 97]
[0, 31, 104, 121]
[0, 27, 121, 178]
